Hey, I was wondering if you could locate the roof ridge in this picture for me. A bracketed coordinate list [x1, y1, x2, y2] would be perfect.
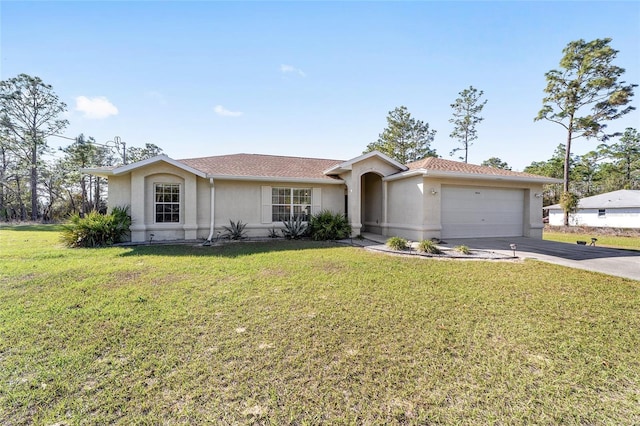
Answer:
[178, 152, 344, 163]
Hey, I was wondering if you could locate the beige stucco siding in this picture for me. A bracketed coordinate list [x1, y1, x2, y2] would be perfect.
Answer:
[106, 175, 131, 212]
[213, 180, 263, 232]
[207, 180, 345, 239]
[385, 176, 425, 240]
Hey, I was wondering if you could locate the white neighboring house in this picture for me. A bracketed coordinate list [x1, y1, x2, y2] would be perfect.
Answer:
[545, 190, 640, 228]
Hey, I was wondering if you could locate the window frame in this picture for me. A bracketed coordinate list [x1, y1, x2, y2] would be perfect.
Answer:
[154, 183, 181, 224]
[598, 209, 606, 218]
[271, 187, 312, 222]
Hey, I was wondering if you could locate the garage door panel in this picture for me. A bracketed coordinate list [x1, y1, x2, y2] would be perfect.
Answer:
[441, 186, 524, 238]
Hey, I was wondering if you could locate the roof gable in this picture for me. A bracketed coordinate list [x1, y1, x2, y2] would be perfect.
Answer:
[113, 155, 208, 178]
[323, 150, 408, 175]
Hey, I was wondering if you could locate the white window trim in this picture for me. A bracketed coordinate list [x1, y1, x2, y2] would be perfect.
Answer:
[261, 186, 322, 224]
[271, 187, 312, 222]
[154, 183, 181, 224]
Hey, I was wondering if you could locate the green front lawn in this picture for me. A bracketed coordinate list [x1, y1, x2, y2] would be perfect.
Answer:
[544, 231, 640, 250]
[1, 226, 639, 424]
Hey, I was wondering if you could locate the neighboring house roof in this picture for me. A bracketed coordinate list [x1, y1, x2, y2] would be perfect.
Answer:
[546, 190, 640, 210]
[179, 153, 344, 181]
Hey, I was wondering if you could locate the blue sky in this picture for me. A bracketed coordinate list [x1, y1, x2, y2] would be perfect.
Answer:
[1, 1, 639, 171]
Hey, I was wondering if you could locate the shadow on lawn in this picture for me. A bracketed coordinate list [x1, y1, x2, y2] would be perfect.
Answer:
[117, 239, 347, 259]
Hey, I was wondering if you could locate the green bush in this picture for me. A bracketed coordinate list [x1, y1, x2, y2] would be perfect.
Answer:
[386, 236, 408, 251]
[222, 220, 247, 240]
[267, 227, 280, 238]
[61, 206, 131, 248]
[454, 245, 471, 255]
[281, 216, 308, 239]
[417, 239, 442, 254]
[309, 210, 352, 241]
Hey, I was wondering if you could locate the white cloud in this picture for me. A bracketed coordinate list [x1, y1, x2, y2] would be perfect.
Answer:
[75, 96, 119, 119]
[280, 64, 306, 77]
[214, 105, 243, 117]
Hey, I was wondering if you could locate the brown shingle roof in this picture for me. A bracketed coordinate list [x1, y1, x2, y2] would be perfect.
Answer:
[178, 153, 344, 180]
[406, 157, 545, 179]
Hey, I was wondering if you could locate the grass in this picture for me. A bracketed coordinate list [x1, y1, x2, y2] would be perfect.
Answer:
[1, 226, 640, 424]
[544, 231, 640, 250]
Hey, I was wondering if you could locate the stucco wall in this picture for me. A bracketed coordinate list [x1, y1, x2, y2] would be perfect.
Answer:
[106, 175, 131, 212]
[385, 175, 425, 240]
[209, 180, 344, 238]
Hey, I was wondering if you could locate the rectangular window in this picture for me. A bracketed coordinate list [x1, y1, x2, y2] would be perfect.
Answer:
[155, 183, 180, 223]
[272, 187, 311, 222]
[598, 209, 606, 217]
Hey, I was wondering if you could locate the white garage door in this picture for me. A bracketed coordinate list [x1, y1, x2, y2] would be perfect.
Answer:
[441, 186, 524, 238]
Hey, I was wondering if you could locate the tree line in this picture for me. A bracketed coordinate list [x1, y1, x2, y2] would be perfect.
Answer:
[524, 128, 639, 206]
[1, 38, 636, 223]
[0, 74, 163, 222]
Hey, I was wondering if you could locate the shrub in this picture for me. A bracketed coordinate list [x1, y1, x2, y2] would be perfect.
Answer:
[61, 206, 131, 248]
[386, 236, 408, 251]
[309, 210, 352, 241]
[267, 227, 280, 238]
[222, 220, 247, 240]
[417, 239, 442, 254]
[454, 245, 471, 255]
[281, 216, 307, 239]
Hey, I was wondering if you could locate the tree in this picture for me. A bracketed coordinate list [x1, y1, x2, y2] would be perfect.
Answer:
[364, 106, 437, 164]
[600, 128, 640, 189]
[524, 144, 573, 205]
[127, 143, 164, 163]
[0, 74, 68, 220]
[534, 38, 636, 225]
[449, 86, 487, 163]
[60, 134, 102, 214]
[572, 150, 604, 197]
[481, 157, 511, 170]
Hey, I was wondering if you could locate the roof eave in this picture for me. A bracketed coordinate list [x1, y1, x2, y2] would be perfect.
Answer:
[81, 167, 114, 178]
[422, 170, 563, 184]
[384, 169, 562, 184]
[382, 170, 426, 182]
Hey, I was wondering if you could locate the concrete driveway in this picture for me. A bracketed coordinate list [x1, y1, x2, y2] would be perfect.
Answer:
[442, 237, 640, 281]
